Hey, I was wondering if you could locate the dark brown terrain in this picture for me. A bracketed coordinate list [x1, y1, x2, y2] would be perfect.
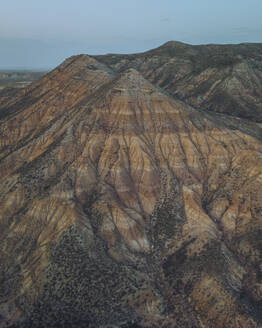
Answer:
[0, 42, 262, 327]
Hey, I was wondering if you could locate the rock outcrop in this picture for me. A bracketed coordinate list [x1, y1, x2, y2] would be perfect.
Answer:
[0, 42, 262, 328]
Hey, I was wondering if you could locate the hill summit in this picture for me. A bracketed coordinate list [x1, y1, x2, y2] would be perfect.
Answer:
[0, 42, 262, 328]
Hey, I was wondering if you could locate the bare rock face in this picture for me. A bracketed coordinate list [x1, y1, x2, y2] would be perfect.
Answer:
[95, 41, 262, 122]
[0, 43, 262, 328]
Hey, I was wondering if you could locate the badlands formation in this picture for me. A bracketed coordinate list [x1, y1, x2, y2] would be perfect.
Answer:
[0, 42, 262, 327]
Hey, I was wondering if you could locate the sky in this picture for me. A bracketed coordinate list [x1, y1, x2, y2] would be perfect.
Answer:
[0, 0, 262, 69]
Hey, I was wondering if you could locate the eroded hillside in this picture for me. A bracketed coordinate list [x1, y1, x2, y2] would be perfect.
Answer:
[0, 43, 262, 328]
[95, 41, 262, 122]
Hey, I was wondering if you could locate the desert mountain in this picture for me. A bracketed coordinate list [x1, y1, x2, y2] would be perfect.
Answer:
[0, 42, 262, 328]
[95, 41, 262, 122]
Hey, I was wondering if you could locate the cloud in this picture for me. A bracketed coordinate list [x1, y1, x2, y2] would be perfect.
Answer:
[160, 18, 169, 22]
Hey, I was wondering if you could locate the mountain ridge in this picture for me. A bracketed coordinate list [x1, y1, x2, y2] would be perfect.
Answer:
[0, 42, 262, 327]
[93, 41, 262, 122]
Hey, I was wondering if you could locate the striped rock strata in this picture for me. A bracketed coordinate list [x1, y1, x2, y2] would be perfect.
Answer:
[0, 45, 262, 327]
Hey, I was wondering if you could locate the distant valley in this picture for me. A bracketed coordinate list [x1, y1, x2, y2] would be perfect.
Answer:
[0, 70, 47, 90]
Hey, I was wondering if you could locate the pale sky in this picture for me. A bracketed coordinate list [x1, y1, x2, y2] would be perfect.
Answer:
[0, 0, 262, 69]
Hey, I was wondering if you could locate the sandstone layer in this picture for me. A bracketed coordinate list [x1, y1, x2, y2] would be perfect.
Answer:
[0, 42, 262, 327]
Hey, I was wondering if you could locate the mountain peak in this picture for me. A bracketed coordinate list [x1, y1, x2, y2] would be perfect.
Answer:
[161, 40, 190, 47]
[114, 68, 157, 92]
[1, 42, 262, 328]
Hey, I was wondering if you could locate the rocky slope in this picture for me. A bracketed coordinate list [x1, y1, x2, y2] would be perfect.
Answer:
[95, 41, 262, 122]
[0, 42, 262, 328]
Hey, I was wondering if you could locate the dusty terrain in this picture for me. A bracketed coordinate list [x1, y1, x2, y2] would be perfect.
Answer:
[0, 42, 262, 327]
